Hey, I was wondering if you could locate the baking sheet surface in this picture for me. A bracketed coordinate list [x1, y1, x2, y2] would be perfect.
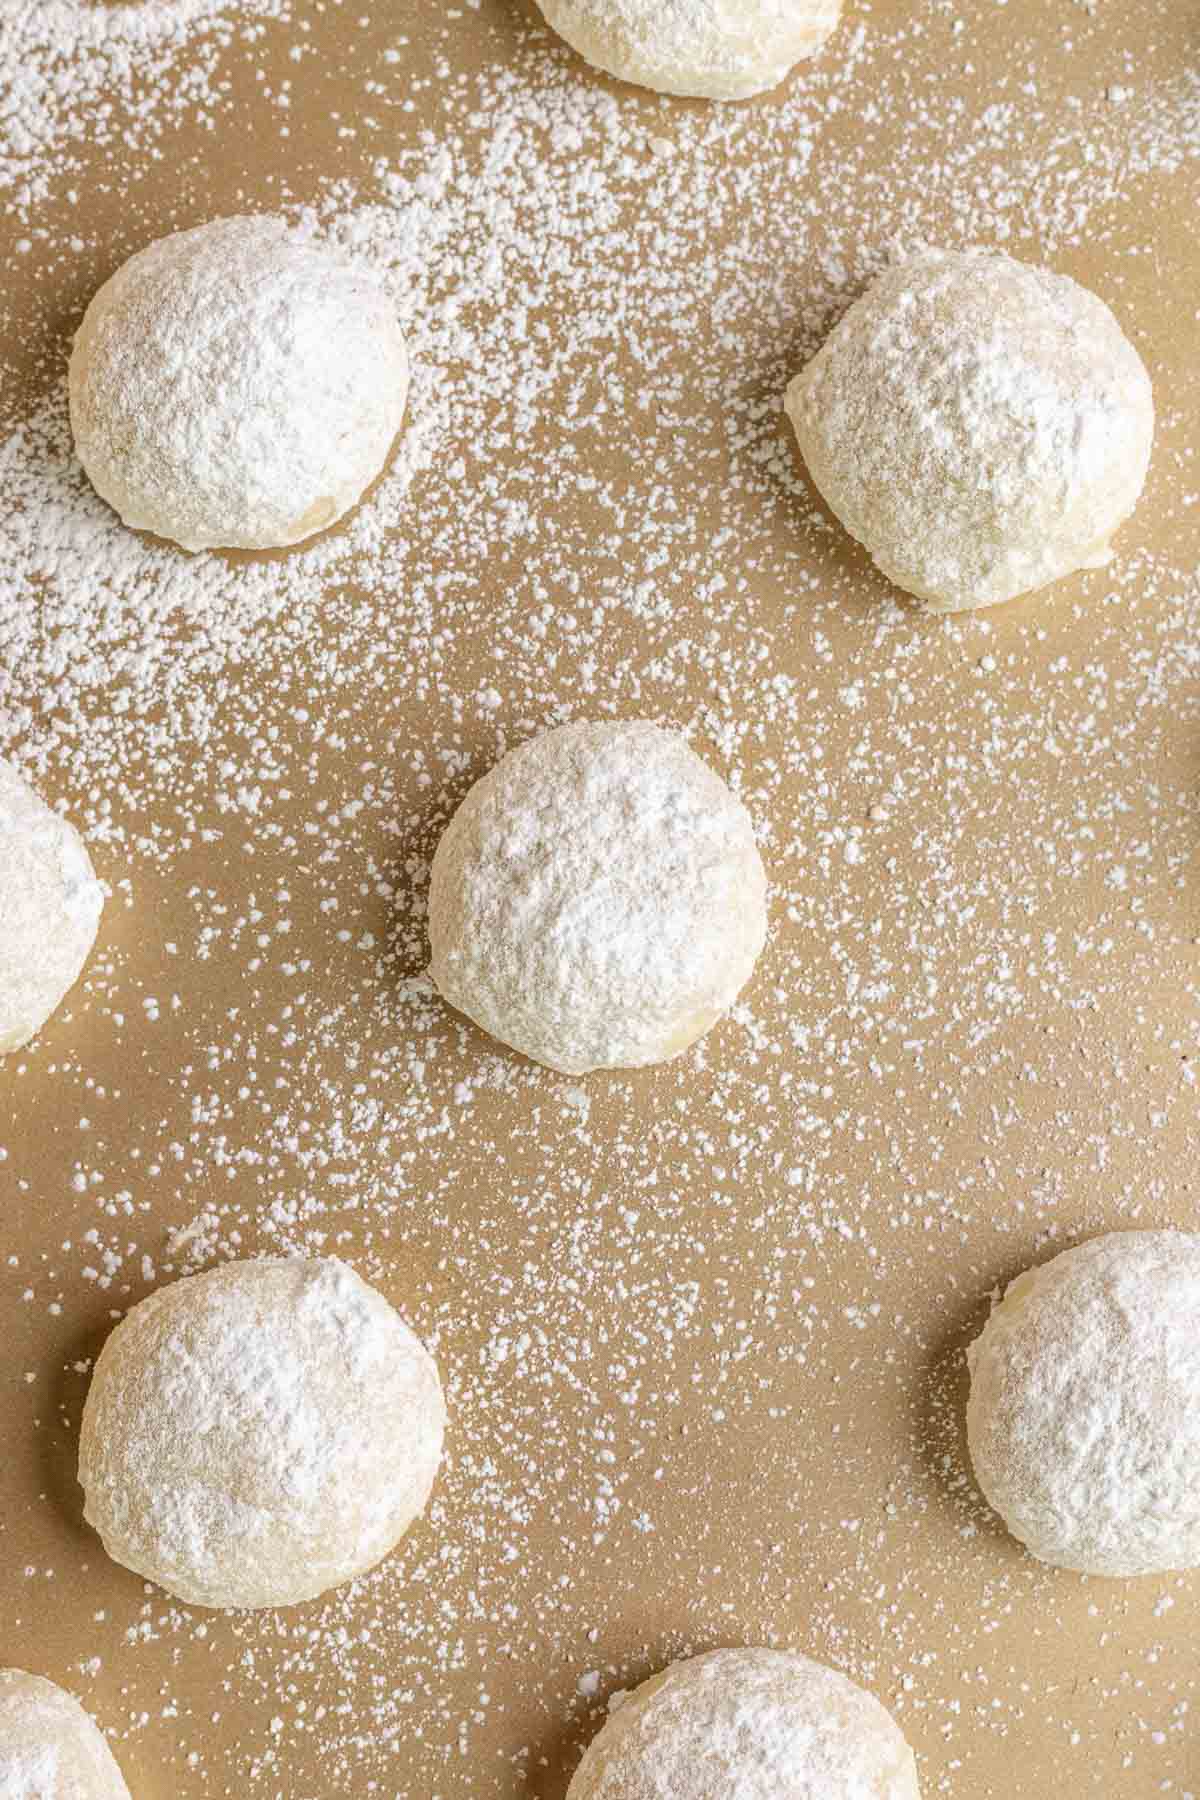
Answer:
[1, 1, 1198, 1795]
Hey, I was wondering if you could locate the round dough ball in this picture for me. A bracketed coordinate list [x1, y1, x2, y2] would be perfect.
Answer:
[566, 1648, 920, 1798]
[966, 1231, 1200, 1576]
[534, 0, 841, 99]
[0, 760, 103, 1055]
[428, 720, 767, 1075]
[0, 1670, 130, 1800]
[786, 246, 1155, 612]
[69, 215, 408, 552]
[78, 1257, 445, 1610]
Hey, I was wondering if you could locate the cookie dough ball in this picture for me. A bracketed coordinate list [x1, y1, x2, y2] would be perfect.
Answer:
[567, 1648, 920, 1798]
[0, 760, 103, 1055]
[0, 1670, 130, 1800]
[428, 721, 767, 1074]
[79, 1258, 445, 1610]
[967, 1232, 1200, 1576]
[786, 246, 1155, 612]
[69, 215, 408, 552]
[534, 0, 841, 99]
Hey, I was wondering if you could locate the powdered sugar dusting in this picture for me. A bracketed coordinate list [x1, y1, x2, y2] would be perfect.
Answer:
[0, 1, 293, 213]
[428, 721, 768, 1072]
[567, 1648, 919, 1796]
[532, 0, 843, 101]
[0, 1670, 129, 1800]
[78, 1258, 445, 1611]
[786, 246, 1155, 611]
[69, 215, 409, 552]
[0, 759, 104, 1053]
[0, 0, 1198, 1795]
[966, 1232, 1200, 1577]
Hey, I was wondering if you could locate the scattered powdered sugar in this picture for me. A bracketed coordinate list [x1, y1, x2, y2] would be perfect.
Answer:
[0, 0, 1198, 1795]
[0, 0, 293, 211]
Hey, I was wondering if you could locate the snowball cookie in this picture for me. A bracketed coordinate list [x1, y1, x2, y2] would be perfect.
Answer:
[78, 1257, 445, 1609]
[786, 246, 1155, 612]
[966, 1231, 1200, 1577]
[566, 1648, 920, 1799]
[0, 1670, 130, 1800]
[0, 760, 103, 1055]
[534, 0, 841, 99]
[428, 720, 768, 1075]
[69, 215, 408, 552]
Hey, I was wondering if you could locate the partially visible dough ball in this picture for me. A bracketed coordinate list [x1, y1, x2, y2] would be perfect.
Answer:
[78, 1258, 445, 1610]
[428, 721, 768, 1075]
[967, 1232, 1200, 1576]
[0, 1670, 130, 1800]
[786, 246, 1155, 612]
[534, 0, 841, 99]
[69, 215, 409, 552]
[566, 1648, 920, 1798]
[0, 761, 103, 1055]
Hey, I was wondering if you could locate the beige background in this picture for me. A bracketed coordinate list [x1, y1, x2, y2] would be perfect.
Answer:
[1, 0, 1199, 1795]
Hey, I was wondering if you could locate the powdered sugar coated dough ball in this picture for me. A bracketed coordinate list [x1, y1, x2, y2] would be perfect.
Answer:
[786, 246, 1154, 611]
[967, 1232, 1200, 1576]
[428, 721, 768, 1075]
[534, 0, 842, 99]
[0, 761, 103, 1055]
[69, 215, 409, 552]
[0, 1670, 130, 1800]
[78, 1258, 445, 1609]
[566, 1648, 921, 1799]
